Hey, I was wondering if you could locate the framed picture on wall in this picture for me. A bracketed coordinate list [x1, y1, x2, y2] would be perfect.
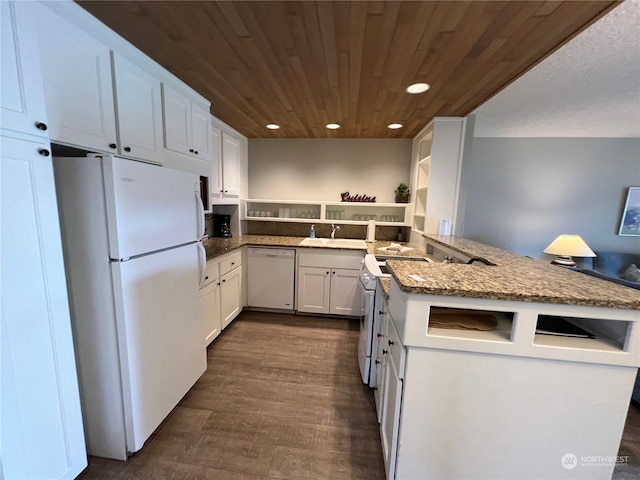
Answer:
[619, 187, 640, 236]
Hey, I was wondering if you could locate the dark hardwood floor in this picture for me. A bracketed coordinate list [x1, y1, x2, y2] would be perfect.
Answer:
[81, 311, 385, 479]
[81, 311, 640, 479]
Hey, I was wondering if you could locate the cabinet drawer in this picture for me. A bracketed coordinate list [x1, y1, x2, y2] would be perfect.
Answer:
[387, 316, 406, 379]
[219, 251, 241, 276]
[203, 261, 219, 287]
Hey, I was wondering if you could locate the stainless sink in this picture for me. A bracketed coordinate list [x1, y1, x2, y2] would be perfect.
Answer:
[298, 237, 367, 249]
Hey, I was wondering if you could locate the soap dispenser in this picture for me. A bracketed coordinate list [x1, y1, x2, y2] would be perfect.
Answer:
[310, 224, 316, 238]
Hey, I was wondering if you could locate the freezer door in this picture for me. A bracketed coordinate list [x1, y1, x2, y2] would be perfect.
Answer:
[102, 156, 200, 259]
[110, 243, 206, 453]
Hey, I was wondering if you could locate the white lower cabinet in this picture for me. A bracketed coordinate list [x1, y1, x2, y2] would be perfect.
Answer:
[203, 251, 243, 340]
[220, 265, 242, 329]
[329, 268, 362, 315]
[378, 312, 405, 480]
[297, 266, 331, 314]
[202, 261, 222, 346]
[374, 296, 389, 422]
[296, 249, 364, 316]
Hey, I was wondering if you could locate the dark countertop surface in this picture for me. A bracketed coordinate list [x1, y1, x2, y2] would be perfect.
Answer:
[383, 234, 640, 310]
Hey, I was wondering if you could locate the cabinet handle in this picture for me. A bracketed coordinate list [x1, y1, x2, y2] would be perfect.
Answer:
[231, 262, 235, 266]
[388, 340, 395, 346]
[377, 333, 382, 338]
[222, 279, 226, 283]
[124, 146, 131, 152]
[194, 151, 199, 155]
[109, 143, 117, 149]
[35, 122, 48, 131]
[326, 271, 330, 275]
[205, 276, 209, 280]
[373, 387, 378, 391]
[217, 282, 221, 286]
[375, 360, 380, 365]
[382, 349, 388, 355]
[379, 310, 384, 315]
[189, 149, 194, 153]
[38, 148, 50, 157]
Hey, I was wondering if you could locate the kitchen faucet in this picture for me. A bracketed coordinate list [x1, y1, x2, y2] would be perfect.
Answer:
[331, 224, 340, 239]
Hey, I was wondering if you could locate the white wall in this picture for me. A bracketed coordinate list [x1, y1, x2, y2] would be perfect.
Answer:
[248, 139, 412, 203]
[460, 137, 640, 258]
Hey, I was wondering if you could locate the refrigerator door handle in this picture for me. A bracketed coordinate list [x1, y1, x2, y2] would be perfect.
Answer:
[195, 191, 205, 240]
[197, 241, 207, 289]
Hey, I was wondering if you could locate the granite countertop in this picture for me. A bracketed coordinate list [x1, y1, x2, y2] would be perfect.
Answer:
[379, 278, 391, 300]
[384, 234, 640, 310]
[204, 235, 426, 259]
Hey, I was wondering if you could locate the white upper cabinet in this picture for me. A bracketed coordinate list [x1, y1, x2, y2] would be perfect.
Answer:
[162, 84, 191, 154]
[162, 84, 212, 161]
[210, 126, 223, 193]
[220, 131, 241, 197]
[35, 4, 118, 153]
[191, 102, 212, 159]
[111, 53, 164, 164]
[0, 2, 48, 137]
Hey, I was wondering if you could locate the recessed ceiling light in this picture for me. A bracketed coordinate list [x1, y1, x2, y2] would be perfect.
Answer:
[266, 124, 280, 130]
[388, 123, 403, 129]
[326, 123, 340, 129]
[405, 83, 430, 94]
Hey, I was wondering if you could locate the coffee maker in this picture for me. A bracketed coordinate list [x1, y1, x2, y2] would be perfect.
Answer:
[213, 214, 232, 237]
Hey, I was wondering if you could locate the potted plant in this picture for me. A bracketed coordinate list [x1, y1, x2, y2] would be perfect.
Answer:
[395, 183, 410, 203]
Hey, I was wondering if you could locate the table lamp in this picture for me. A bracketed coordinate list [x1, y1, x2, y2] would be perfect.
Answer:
[543, 234, 596, 266]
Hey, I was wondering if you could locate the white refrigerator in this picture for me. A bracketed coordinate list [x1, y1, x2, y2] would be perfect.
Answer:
[54, 154, 207, 460]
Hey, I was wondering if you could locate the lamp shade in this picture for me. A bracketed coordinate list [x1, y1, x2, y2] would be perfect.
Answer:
[543, 235, 596, 257]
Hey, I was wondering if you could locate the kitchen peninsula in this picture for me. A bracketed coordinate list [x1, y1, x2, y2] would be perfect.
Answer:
[382, 234, 639, 480]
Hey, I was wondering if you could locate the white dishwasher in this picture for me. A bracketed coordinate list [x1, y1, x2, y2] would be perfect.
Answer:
[247, 247, 296, 310]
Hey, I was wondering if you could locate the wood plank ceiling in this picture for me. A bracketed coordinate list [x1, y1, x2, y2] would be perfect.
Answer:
[77, 0, 619, 139]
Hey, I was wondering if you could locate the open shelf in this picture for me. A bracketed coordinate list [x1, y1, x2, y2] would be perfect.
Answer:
[244, 199, 410, 225]
[532, 315, 631, 353]
[416, 156, 431, 190]
[426, 307, 514, 343]
[415, 188, 427, 216]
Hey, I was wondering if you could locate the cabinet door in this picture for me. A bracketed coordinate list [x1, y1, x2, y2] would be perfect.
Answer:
[220, 267, 242, 329]
[221, 132, 240, 196]
[374, 303, 389, 422]
[210, 126, 223, 196]
[203, 279, 222, 346]
[380, 354, 402, 480]
[297, 266, 331, 314]
[162, 83, 191, 155]
[35, 5, 117, 153]
[329, 268, 364, 316]
[112, 53, 164, 164]
[1, 134, 87, 479]
[1, 1, 48, 137]
[191, 103, 212, 161]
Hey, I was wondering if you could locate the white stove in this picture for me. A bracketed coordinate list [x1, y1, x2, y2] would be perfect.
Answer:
[358, 254, 430, 387]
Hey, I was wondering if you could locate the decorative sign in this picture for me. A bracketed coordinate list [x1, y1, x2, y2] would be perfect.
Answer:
[340, 192, 376, 203]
